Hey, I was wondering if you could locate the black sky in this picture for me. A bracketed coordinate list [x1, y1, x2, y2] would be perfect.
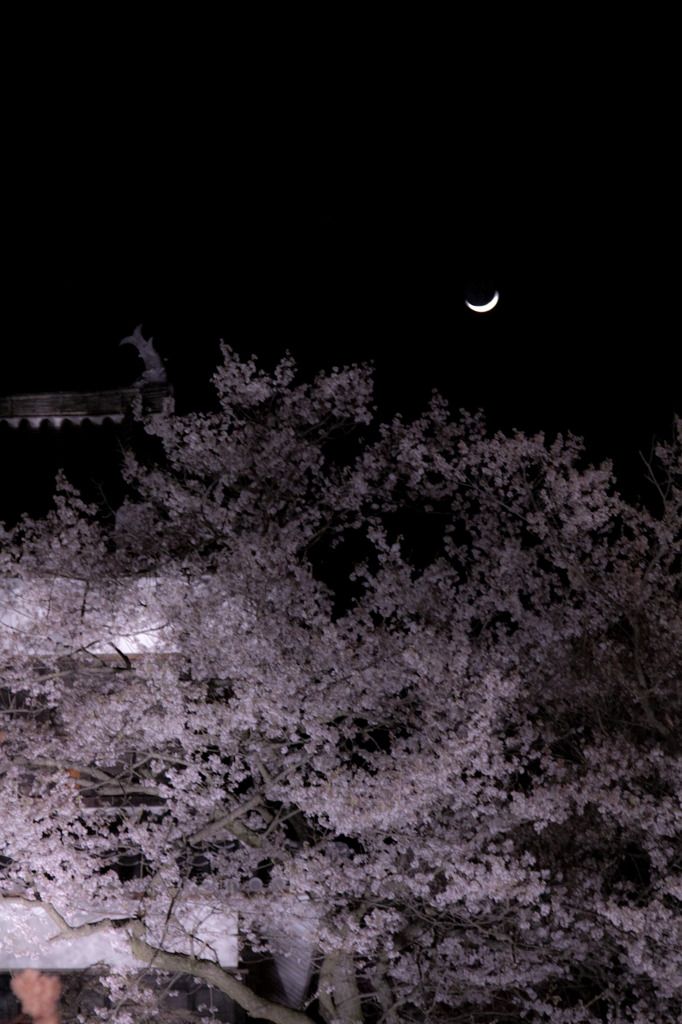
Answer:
[2, 61, 678, 512]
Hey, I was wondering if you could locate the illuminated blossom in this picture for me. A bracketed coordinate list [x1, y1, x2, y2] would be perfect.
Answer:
[0, 348, 680, 1023]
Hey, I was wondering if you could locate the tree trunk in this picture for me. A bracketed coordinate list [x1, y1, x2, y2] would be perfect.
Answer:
[318, 952, 363, 1024]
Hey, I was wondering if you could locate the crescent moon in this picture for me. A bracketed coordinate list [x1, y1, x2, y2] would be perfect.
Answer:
[465, 291, 499, 313]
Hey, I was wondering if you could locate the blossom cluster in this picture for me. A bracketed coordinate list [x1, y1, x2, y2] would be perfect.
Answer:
[1, 348, 680, 1023]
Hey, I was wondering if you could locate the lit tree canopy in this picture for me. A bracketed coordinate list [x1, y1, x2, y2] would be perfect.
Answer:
[1, 346, 681, 1023]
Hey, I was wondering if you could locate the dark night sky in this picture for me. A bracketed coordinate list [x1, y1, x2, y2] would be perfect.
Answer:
[2, 61, 678, 516]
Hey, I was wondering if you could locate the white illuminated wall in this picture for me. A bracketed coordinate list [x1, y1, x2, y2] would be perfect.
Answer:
[0, 576, 182, 657]
[0, 898, 238, 970]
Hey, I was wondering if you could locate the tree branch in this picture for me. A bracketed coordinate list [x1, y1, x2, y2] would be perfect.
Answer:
[129, 920, 313, 1024]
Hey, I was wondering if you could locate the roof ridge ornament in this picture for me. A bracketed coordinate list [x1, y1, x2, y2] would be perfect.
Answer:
[119, 325, 167, 385]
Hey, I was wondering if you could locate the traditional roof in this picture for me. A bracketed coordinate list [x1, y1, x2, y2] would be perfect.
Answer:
[0, 326, 173, 428]
[0, 383, 172, 429]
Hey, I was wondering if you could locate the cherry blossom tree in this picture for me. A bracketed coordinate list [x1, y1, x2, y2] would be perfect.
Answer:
[1, 344, 680, 1023]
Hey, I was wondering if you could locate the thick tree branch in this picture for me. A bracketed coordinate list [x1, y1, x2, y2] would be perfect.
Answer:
[129, 921, 313, 1024]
